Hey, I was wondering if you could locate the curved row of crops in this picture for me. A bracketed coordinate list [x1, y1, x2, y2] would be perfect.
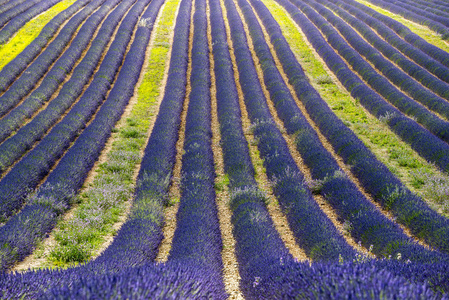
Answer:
[1, 0, 449, 298]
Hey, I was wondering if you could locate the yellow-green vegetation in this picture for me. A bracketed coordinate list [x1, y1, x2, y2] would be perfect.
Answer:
[214, 173, 230, 192]
[0, 0, 76, 71]
[260, 0, 449, 215]
[354, 0, 449, 52]
[43, 0, 180, 268]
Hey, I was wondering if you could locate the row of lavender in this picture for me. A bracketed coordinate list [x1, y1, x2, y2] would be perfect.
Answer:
[231, 0, 449, 295]
[241, 0, 447, 263]
[0, 0, 103, 113]
[323, 0, 449, 149]
[397, 0, 449, 18]
[316, 0, 449, 147]
[224, 0, 354, 261]
[0, 0, 346, 295]
[168, 0, 225, 290]
[0, 0, 29, 15]
[78, 0, 449, 290]
[1, 0, 449, 297]
[335, 0, 449, 68]
[305, 0, 449, 126]
[290, 0, 449, 175]
[316, 0, 449, 91]
[211, 0, 406, 296]
[0, 0, 52, 29]
[0, 0, 99, 92]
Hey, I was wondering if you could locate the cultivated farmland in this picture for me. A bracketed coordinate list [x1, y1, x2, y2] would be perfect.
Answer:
[1, 0, 449, 297]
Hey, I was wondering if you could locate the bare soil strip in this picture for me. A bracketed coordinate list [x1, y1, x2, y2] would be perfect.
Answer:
[154, 0, 194, 264]
[255, 0, 433, 250]
[207, 2, 244, 298]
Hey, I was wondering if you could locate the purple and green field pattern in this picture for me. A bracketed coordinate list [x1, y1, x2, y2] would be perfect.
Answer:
[1, 0, 449, 298]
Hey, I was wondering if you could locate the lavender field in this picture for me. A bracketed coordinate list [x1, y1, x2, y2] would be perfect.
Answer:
[1, 0, 449, 298]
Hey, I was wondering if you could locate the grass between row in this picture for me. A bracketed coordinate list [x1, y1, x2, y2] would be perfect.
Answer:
[30, 0, 181, 268]
[261, 0, 449, 216]
[0, 0, 77, 71]
[354, 0, 449, 52]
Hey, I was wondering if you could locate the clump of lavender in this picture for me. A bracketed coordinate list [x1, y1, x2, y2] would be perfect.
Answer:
[342, 220, 352, 236]
[229, 186, 268, 204]
[423, 174, 449, 205]
[379, 111, 397, 124]
[305, 179, 323, 194]
[27, 183, 75, 214]
[314, 74, 333, 85]
[411, 170, 449, 214]
[253, 276, 261, 288]
[352, 243, 374, 263]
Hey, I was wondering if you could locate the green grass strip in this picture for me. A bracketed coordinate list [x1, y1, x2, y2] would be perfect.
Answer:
[0, 0, 77, 71]
[260, 0, 449, 216]
[34, 0, 181, 268]
[354, 0, 449, 52]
